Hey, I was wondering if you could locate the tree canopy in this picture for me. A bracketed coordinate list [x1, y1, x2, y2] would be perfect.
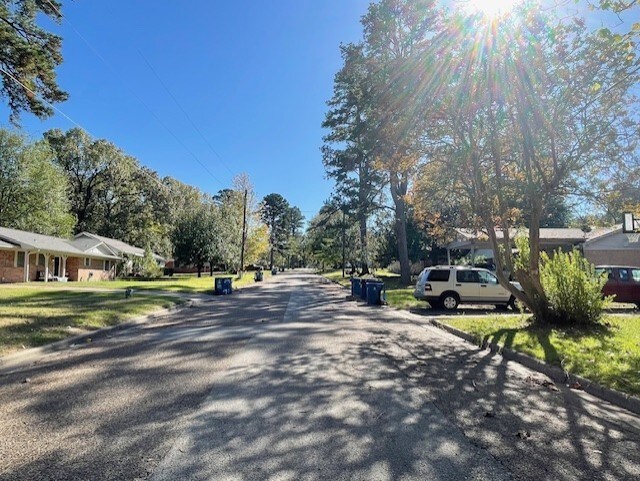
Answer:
[0, 0, 68, 123]
[0, 128, 74, 236]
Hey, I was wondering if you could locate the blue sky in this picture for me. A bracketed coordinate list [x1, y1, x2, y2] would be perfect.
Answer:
[1, 1, 637, 222]
[0, 0, 371, 220]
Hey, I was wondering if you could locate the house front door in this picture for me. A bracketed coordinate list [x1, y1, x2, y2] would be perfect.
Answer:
[54, 257, 60, 277]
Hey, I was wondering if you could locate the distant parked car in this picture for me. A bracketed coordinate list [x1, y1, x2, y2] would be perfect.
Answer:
[413, 265, 521, 310]
[595, 265, 640, 309]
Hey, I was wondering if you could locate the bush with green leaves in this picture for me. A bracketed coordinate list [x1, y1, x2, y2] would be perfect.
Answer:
[133, 246, 163, 279]
[540, 249, 610, 326]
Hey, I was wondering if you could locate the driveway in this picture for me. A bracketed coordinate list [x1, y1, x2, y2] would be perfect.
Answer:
[1, 271, 638, 480]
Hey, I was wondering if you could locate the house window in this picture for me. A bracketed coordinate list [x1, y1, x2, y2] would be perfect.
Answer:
[38, 254, 45, 266]
[104, 260, 111, 271]
[84, 257, 91, 267]
[15, 251, 25, 268]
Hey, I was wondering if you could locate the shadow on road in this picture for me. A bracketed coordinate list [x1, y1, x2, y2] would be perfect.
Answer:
[0, 272, 639, 481]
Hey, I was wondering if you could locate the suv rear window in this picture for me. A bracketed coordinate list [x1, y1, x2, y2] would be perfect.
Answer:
[426, 269, 450, 282]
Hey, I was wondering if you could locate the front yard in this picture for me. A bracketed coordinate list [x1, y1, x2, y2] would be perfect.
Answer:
[442, 314, 640, 397]
[7, 271, 269, 295]
[0, 271, 271, 356]
[0, 288, 181, 356]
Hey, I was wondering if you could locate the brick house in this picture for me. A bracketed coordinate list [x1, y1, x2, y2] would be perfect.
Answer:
[583, 226, 640, 266]
[0, 226, 163, 283]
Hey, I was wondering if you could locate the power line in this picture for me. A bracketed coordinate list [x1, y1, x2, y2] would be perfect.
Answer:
[43, 0, 226, 188]
[0, 67, 91, 135]
[0, 65, 177, 196]
[136, 50, 236, 177]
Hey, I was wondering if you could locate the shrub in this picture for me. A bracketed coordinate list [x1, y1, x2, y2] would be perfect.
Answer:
[133, 246, 163, 279]
[386, 260, 424, 276]
[540, 249, 610, 326]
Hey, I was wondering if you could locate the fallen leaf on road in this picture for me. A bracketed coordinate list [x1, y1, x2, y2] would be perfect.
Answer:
[21, 378, 31, 384]
[484, 411, 496, 418]
[516, 430, 531, 439]
[569, 382, 583, 390]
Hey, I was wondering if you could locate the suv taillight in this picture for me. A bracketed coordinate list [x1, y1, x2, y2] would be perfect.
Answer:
[425, 284, 432, 291]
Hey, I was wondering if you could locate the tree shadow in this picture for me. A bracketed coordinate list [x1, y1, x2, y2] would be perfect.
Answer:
[0, 272, 639, 481]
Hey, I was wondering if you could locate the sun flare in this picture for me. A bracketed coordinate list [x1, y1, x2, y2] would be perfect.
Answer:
[463, 0, 520, 18]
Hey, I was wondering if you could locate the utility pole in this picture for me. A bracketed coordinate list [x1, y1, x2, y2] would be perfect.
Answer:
[239, 189, 248, 279]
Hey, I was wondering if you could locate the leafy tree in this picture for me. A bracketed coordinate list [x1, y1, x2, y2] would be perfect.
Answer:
[164, 176, 209, 225]
[359, 0, 441, 285]
[306, 204, 359, 271]
[422, 4, 639, 321]
[261, 193, 292, 269]
[322, 43, 385, 274]
[132, 245, 163, 278]
[45, 127, 174, 255]
[372, 208, 441, 268]
[44, 128, 115, 233]
[0, 0, 68, 123]
[283, 206, 304, 267]
[245, 223, 270, 266]
[171, 206, 217, 277]
[0, 128, 74, 236]
[213, 174, 263, 273]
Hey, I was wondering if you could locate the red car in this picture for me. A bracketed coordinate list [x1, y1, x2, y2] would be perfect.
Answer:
[595, 266, 640, 308]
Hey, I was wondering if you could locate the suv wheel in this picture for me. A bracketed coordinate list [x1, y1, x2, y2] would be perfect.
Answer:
[441, 293, 459, 310]
[508, 296, 517, 311]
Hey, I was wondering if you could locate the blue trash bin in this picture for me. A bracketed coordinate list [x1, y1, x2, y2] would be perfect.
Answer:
[351, 278, 362, 297]
[215, 276, 233, 295]
[366, 280, 385, 306]
[360, 279, 368, 300]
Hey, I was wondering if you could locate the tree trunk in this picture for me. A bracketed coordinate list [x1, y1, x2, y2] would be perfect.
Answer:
[359, 215, 370, 275]
[358, 164, 370, 275]
[390, 173, 410, 285]
[270, 247, 274, 270]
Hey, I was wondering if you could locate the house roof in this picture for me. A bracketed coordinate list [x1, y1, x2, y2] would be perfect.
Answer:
[453, 227, 587, 243]
[74, 232, 165, 262]
[584, 225, 622, 243]
[0, 239, 17, 249]
[0, 226, 119, 259]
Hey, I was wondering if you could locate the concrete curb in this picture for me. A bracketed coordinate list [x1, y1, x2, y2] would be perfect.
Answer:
[0, 298, 200, 376]
[427, 318, 640, 416]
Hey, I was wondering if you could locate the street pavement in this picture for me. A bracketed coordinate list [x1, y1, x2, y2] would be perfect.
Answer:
[1, 271, 639, 480]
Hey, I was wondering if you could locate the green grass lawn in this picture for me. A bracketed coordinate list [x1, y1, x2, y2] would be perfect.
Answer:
[8, 271, 270, 295]
[442, 314, 640, 397]
[0, 288, 181, 356]
[322, 270, 421, 309]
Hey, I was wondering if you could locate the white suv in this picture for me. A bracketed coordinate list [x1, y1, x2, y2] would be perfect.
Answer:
[413, 266, 519, 310]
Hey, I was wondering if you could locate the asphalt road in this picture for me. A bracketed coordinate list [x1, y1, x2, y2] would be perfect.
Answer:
[1, 271, 639, 480]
